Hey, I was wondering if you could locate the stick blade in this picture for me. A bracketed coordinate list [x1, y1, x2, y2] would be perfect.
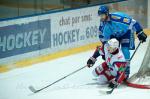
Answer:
[106, 90, 113, 94]
[99, 90, 108, 95]
[29, 86, 37, 93]
[99, 89, 113, 95]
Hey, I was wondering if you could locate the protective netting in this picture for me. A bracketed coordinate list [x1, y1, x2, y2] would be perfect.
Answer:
[126, 40, 150, 89]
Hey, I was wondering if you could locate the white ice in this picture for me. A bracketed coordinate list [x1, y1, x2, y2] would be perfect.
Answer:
[0, 39, 150, 99]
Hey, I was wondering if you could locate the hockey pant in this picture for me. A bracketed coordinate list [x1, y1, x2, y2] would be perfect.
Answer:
[92, 62, 126, 84]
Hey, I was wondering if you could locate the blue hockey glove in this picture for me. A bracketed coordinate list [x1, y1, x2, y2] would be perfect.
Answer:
[99, 34, 107, 44]
[137, 31, 147, 43]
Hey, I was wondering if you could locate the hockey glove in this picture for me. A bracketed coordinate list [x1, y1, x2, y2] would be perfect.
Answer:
[108, 80, 118, 88]
[101, 55, 105, 60]
[99, 34, 107, 44]
[137, 31, 147, 43]
[87, 57, 97, 68]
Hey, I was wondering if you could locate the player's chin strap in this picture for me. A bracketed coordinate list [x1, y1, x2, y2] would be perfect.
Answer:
[107, 41, 142, 94]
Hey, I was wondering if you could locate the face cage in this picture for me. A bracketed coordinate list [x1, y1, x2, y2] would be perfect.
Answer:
[107, 46, 117, 53]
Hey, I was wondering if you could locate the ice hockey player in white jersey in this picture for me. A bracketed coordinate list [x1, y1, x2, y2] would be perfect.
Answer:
[87, 38, 127, 88]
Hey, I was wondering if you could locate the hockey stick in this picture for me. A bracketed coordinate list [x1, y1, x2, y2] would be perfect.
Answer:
[106, 41, 142, 94]
[29, 65, 86, 93]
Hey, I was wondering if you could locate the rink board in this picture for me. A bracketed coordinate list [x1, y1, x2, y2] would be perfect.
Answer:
[0, 5, 100, 72]
[0, 4, 150, 73]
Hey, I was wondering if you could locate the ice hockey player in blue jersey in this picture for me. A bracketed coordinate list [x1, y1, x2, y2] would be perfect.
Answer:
[98, 5, 147, 80]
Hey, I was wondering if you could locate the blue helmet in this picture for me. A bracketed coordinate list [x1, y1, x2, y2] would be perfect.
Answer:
[98, 5, 109, 15]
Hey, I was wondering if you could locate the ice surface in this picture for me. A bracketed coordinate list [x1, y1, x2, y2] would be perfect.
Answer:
[0, 39, 150, 99]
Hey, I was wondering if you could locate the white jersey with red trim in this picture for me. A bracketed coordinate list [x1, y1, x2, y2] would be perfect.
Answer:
[98, 44, 126, 76]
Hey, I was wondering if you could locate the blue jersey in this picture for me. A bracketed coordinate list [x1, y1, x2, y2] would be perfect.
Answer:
[99, 12, 143, 42]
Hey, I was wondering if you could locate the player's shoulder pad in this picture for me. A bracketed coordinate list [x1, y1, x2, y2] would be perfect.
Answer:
[110, 13, 132, 25]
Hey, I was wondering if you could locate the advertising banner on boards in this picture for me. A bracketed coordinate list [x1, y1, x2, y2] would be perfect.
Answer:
[0, 19, 51, 58]
[0, 6, 100, 60]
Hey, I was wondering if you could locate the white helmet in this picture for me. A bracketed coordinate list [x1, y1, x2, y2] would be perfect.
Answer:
[107, 38, 119, 53]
